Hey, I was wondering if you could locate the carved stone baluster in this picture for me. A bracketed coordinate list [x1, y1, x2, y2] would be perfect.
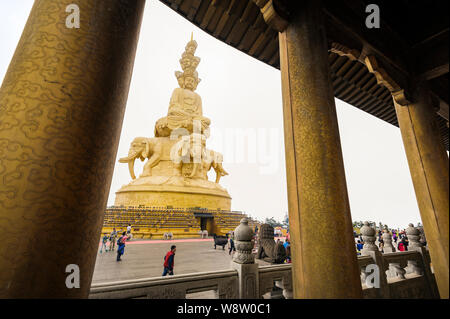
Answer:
[273, 273, 293, 299]
[406, 223, 422, 249]
[360, 222, 377, 281]
[389, 262, 407, 279]
[407, 258, 424, 276]
[282, 287, 293, 299]
[382, 229, 396, 253]
[361, 222, 378, 254]
[231, 218, 258, 299]
[281, 272, 293, 299]
[360, 222, 390, 298]
[360, 265, 368, 284]
[405, 223, 424, 275]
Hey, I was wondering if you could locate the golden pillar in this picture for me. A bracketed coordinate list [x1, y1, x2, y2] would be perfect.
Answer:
[394, 87, 449, 298]
[278, 1, 362, 298]
[0, 0, 145, 298]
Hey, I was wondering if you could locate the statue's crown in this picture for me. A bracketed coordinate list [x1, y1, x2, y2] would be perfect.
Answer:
[185, 36, 198, 52]
[175, 33, 201, 90]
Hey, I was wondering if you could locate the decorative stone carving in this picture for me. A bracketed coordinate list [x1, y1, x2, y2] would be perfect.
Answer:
[390, 263, 407, 279]
[256, 224, 286, 264]
[231, 219, 259, 299]
[217, 279, 238, 299]
[146, 287, 185, 299]
[405, 223, 425, 276]
[407, 256, 424, 276]
[233, 218, 255, 264]
[244, 273, 257, 297]
[382, 229, 396, 253]
[406, 223, 422, 249]
[360, 221, 378, 254]
[275, 271, 293, 299]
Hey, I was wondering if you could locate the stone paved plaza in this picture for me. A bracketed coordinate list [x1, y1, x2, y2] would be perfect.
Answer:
[92, 239, 250, 284]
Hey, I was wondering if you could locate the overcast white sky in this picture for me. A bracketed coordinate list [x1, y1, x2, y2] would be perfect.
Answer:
[0, 0, 423, 228]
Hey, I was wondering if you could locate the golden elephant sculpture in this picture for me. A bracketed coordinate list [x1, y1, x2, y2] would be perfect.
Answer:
[203, 149, 229, 183]
[118, 137, 163, 179]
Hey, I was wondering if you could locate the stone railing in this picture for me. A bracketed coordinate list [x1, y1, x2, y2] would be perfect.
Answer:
[89, 251, 436, 299]
[258, 264, 292, 299]
[358, 222, 439, 298]
[88, 264, 292, 299]
[89, 269, 239, 299]
[358, 249, 439, 298]
[89, 220, 438, 299]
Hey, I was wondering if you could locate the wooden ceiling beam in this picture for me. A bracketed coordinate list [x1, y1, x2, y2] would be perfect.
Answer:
[415, 31, 449, 81]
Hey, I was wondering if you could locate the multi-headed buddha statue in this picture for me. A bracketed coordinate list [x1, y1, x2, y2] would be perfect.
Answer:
[114, 35, 231, 211]
[155, 35, 211, 137]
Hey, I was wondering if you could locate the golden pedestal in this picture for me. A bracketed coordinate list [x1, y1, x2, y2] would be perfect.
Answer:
[114, 171, 231, 210]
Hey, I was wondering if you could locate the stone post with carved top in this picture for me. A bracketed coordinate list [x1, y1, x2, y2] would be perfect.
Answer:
[231, 218, 258, 298]
[382, 229, 396, 253]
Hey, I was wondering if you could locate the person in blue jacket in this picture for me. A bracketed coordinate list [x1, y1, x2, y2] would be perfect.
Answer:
[162, 245, 176, 276]
[356, 240, 364, 255]
[116, 231, 128, 261]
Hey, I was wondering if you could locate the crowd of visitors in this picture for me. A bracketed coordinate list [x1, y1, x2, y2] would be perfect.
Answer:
[353, 226, 427, 255]
[98, 226, 132, 261]
[100, 223, 426, 274]
[226, 228, 292, 264]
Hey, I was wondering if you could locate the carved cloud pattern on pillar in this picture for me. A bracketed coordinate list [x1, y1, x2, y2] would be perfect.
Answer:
[0, 0, 145, 297]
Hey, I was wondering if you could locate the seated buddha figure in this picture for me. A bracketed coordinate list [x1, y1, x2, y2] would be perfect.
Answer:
[155, 38, 210, 137]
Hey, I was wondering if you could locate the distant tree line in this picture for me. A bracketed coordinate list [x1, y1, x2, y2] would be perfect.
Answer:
[257, 217, 421, 233]
[262, 212, 289, 231]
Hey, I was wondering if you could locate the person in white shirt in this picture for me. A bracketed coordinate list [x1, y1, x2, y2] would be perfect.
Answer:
[126, 224, 132, 241]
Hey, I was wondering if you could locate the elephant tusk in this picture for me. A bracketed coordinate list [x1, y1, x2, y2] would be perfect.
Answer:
[128, 158, 136, 179]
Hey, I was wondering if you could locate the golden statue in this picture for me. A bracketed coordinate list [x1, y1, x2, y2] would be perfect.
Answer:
[114, 36, 231, 211]
[155, 36, 210, 137]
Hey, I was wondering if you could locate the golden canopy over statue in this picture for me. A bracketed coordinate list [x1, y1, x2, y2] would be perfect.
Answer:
[155, 34, 211, 137]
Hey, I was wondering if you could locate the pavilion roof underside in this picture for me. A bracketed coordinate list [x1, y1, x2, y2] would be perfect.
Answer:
[160, 0, 449, 150]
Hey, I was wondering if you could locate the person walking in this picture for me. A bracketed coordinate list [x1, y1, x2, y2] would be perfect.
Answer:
[378, 237, 384, 252]
[109, 228, 117, 251]
[116, 231, 128, 261]
[356, 240, 364, 255]
[285, 245, 292, 263]
[283, 239, 290, 250]
[228, 236, 236, 256]
[126, 224, 132, 241]
[162, 245, 176, 276]
[100, 233, 108, 253]
[398, 237, 408, 251]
